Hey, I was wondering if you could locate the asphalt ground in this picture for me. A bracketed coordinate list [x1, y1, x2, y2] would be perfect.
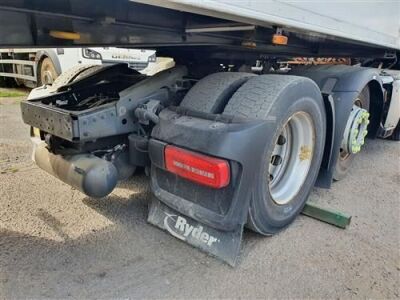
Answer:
[0, 94, 399, 299]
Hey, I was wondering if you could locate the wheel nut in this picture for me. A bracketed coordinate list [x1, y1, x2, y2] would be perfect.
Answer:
[277, 135, 286, 145]
[271, 155, 283, 166]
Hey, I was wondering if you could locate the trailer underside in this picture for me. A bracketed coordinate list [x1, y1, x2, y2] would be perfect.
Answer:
[0, 0, 398, 69]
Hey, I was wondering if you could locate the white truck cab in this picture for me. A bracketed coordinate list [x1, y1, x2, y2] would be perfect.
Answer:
[0, 47, 156, 87]
[60, 47, 156, 71]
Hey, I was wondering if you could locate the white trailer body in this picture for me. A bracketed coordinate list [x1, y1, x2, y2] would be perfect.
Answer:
[138, 0, 400, 50]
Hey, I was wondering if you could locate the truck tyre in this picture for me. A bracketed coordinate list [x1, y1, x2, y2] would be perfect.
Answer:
[180, 72, 255, 113]
[38, 57, 59, 86]
[333, 86, 370, 180]
[224, 75, 326, 235]
[389, 121, 400, 141]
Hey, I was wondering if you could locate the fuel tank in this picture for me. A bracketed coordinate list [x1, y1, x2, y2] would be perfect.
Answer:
[33, 141, 118, 198]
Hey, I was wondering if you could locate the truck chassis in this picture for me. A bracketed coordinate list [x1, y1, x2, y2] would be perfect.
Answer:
[20, 61, 399, 265]
[1, 0, 399, 265]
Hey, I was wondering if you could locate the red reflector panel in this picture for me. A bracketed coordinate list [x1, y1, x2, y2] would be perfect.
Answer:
[164, 145, 230, 189]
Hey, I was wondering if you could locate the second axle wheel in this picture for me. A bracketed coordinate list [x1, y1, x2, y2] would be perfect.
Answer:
[333, 86, 370, 181]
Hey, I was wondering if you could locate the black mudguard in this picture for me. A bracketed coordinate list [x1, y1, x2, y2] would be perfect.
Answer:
[290, 65, 384, 188]
[148, 107, 272, 265]
[148, 198, 244, 266]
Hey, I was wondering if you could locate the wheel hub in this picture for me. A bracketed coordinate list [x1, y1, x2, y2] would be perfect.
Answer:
[268, 112, 315, 205]
[341, 105, 369, 155]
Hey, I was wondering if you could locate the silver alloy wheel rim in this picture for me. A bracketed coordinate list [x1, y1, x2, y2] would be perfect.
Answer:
[268, 112, 315, 205]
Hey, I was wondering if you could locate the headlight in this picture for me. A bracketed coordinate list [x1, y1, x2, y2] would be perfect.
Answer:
[148, 53, 157, 62]
[82, 48, 102, 60]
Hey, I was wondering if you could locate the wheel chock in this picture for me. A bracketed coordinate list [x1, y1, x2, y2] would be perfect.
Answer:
[302, 202, 351, 229]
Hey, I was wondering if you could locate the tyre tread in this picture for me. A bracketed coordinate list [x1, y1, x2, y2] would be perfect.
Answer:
[180, 72, 254, 113]
[224, 75, 305, 118]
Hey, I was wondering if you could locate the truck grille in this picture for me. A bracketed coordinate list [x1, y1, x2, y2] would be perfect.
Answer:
[128, 62, 149, 71]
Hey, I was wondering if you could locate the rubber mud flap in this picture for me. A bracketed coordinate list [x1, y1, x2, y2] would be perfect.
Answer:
[148, 198, 243, 267]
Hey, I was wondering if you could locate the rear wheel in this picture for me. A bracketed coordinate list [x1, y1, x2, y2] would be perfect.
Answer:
[224, 75, 326, 235]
